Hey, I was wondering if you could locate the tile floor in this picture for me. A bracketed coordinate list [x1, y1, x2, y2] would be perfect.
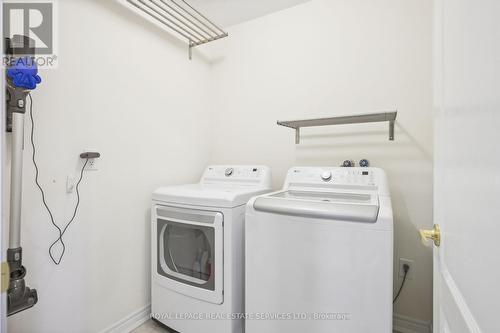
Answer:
[132, 320, 173, 333]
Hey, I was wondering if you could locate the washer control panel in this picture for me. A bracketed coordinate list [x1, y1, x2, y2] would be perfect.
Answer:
[286, 167, 388, 191]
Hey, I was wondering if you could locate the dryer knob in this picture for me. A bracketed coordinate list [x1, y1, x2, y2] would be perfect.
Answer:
[321, 171, 332, 181]
[225, 168, 234, 177]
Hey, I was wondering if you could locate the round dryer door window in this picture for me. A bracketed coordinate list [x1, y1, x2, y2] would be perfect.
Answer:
[159, 221, 215, 289]
[153, 205, 224, 304]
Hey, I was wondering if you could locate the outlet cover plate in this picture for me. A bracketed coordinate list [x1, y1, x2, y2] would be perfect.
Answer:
[399, 258, 414, 280]
[83, 148, 98, 171]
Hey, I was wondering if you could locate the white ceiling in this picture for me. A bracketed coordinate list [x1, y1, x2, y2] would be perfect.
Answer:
[189, 0, 311, 27]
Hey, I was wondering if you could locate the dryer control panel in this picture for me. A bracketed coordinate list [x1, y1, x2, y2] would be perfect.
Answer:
[201, 165, 272, 187]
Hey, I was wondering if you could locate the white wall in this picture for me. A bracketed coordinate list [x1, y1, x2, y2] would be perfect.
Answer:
[207, 0, 434, 324]
[5, 0, 212, 332]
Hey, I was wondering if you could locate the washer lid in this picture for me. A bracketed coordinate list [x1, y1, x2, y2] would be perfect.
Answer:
[253, 190, 380, 223]
[153, 183, 271, 208]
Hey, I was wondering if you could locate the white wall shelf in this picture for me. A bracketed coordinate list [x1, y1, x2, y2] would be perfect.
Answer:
[277, 111, 398, 144]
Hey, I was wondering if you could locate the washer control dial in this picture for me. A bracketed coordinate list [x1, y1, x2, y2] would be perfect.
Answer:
[321, 171, 332, 182]
[342, 160, 355, 167]
[359, 159, 370, 167]
[225, 168, 234, 177]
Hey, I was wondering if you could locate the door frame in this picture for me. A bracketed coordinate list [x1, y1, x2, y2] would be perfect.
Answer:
[1, 0, 7, 328]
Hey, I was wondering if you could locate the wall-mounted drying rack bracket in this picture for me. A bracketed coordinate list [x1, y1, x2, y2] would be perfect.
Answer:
[277, 111, 398, 144]
[124, 0, 228, 60]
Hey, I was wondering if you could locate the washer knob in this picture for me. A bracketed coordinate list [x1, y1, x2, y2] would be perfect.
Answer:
[342, 160, 355, 167]
[225, 168, 234, 177]
[321, 171, 332, 181]
[359, 159, 370, 167]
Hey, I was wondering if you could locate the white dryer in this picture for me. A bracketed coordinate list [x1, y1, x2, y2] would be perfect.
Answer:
[245, 167, 393, 333]
[151, 165, 271, 333]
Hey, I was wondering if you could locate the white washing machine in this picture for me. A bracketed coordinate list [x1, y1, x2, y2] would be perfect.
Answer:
[245, 167, 393, 333]
[151, 165, 272, 333]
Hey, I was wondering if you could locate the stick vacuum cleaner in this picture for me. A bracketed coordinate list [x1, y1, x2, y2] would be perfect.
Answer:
[5, 35, 41, 316]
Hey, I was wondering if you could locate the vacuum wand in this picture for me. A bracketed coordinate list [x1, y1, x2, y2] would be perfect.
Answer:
[8, 87, 28, 249]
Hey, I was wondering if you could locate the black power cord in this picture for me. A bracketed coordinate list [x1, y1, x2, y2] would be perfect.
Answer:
[28, 93, 89, 265]
[393, 264, 410, 303]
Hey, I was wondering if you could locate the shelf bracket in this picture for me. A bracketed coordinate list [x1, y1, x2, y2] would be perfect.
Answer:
[295, 128, 300, 144]
[278, 111, 398, 144]
[389, 119, 395, 141]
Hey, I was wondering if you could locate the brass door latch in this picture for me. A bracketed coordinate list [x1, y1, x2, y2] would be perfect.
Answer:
[419, 224, 441, 247]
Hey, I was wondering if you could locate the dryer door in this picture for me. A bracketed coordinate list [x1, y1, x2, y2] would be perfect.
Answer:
[153, 205, 223, 304]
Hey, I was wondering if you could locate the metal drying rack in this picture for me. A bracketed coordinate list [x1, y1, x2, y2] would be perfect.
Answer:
[125, 0, 228, 59]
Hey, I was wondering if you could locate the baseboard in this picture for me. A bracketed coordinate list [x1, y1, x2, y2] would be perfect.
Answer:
[100, 304, 151, 333]
[393, 313, 432, 333]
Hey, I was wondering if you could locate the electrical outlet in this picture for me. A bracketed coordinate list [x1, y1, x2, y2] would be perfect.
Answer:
[399, 258, 414, 280]
[86, 158, 97, 171]
[84, 148, 98, 171]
